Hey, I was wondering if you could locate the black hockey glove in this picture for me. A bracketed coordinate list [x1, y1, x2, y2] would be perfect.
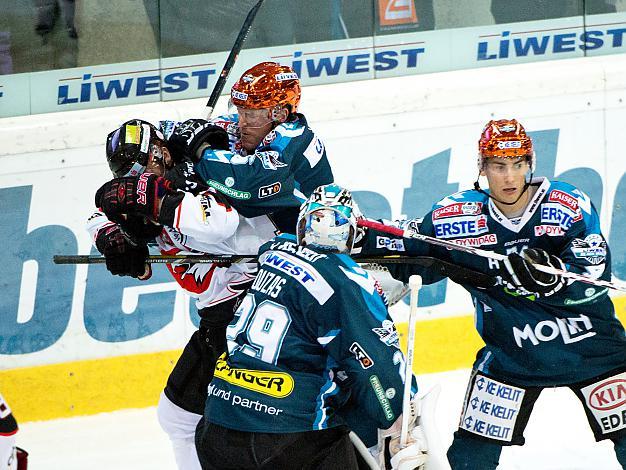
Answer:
[95, 173, 173, 222]
[167, 119, 230, 163]
[164, 160, 209, 195]
[95, 224, 151, 279]
[500, 248, 567, 297]
[118, 214, 163, 241]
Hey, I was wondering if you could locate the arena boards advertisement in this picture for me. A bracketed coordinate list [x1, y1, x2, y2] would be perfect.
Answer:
[1, 54, 625, 422]
[1, 13, 625, 117]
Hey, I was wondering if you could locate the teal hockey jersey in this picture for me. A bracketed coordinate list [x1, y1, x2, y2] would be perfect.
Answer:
[204, 235, 411, 433]
[362, 177, 626, 386]
[194, 113, 333, 219]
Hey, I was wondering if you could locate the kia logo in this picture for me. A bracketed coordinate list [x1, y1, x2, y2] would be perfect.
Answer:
[589, 379, 626, 411]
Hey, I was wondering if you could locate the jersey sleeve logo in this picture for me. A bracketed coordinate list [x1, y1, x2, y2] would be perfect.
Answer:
[571, 235, 607, 265]
[256, 150, 288, 170]
[349, 342, 374, 369]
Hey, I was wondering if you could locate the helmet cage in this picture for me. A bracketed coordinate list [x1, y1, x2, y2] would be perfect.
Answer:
[297, 185, 358, 253]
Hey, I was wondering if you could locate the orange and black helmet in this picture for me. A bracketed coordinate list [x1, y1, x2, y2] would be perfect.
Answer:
[231, 62, 301, 113]
[478, 119, 535, 171]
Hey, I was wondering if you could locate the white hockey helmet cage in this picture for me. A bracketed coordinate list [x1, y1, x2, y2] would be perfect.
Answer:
[297, 184, 360, 253]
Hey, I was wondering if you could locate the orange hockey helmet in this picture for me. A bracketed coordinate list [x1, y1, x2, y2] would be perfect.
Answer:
[230, 62, 301, 113]
[478, 119, 535, 171]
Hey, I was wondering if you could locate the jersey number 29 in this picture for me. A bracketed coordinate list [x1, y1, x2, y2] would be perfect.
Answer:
[226, 293, 292, 365]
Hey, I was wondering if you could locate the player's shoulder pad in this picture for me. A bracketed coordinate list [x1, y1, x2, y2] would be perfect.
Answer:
[547, 180, 593, 216]
[258, 233, 296, 255]
[269, 114, 309, 146]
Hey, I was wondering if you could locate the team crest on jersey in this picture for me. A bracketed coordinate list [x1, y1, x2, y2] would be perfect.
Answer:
[571, 234, 607, 265]
[372, 319, 400, 348]
[433, 202, 483, 220]
[548, 190, 579, 213]
[257, 150, 287, 170]
[168, 262, 214, 294]
[433, 215, 488, 238]
[349, 342, 374, 369]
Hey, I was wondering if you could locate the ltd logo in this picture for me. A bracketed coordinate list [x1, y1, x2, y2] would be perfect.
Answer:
[259, 182, 281, 199]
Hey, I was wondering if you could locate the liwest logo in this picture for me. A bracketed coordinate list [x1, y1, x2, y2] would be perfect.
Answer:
[477, 26, 626, 61]
[289, 47, 425, 79]
[58, 69, 216, 105]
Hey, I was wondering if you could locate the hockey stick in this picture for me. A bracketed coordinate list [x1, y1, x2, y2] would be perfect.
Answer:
[401, 275, 422, 447]
[358, 218, 626, 293]
[204, 0, 266, 118]
[53, 254, 254, 265]
[348, 432, 379, 470]
[52, 253, 497, 286]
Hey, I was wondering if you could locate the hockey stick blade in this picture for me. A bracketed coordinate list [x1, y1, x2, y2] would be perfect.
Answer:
[204, 0, 266, 118]
[358, 218, 626, 293]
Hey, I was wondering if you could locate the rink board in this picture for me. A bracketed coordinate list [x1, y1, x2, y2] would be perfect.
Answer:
[2, 295, 625, 423]
[1, 54, 626, 422]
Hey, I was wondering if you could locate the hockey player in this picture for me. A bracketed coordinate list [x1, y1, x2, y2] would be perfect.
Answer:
[92, 62, 333, 468]
[0, 393, 27, 470]
[92, 120, 281, 470]
[195, 184, 427, 470]
[359, 119, 626, 469]
[164, 61, 334, 232]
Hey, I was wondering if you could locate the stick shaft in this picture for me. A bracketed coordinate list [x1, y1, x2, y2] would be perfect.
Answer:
[53, 255, 254, 264]
[358, 218, 626, 293]
[53, 254, 484, 267]
[204, 0, 266, 118]
[401, 275, 421, 447]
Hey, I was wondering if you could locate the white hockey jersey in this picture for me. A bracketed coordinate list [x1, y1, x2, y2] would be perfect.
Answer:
[87, 190, 278, 309]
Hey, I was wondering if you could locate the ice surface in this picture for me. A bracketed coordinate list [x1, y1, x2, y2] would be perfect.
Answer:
[17, 369, 621, 469]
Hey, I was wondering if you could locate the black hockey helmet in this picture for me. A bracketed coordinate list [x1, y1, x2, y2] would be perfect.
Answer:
[105, 119, 165, 177]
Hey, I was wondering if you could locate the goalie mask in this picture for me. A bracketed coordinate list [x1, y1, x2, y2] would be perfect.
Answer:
[297, 184, 359, 254]
[230, 62, 301, 117]
[106, 119, 166, 177]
